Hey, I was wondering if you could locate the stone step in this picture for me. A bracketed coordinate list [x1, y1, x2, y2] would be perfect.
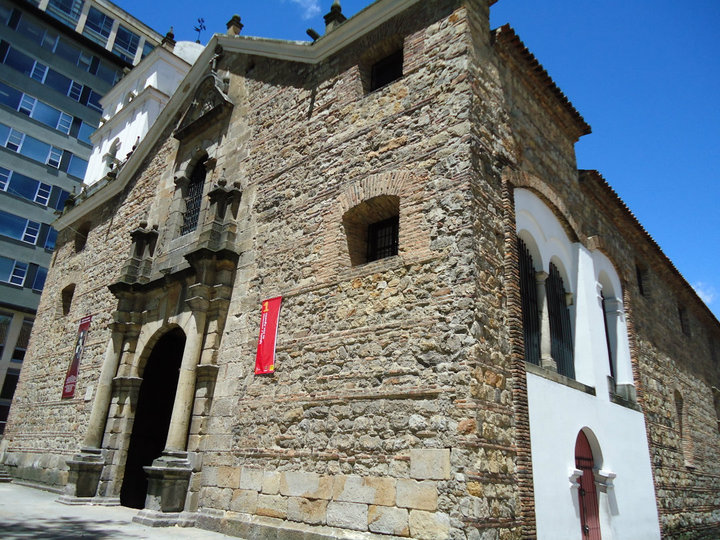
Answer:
[0, 464, 12, 482]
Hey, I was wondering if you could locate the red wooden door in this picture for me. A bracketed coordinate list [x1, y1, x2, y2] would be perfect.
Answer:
[575, 431, 602, 540]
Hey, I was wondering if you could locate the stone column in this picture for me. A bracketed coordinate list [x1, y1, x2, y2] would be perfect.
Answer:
[165, 298, 208, 451]
[536, 271, 556, 371]
[83, 328, 125, 449]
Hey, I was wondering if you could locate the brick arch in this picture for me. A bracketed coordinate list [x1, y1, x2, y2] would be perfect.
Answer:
[505, 169, 583, 244]
[337, 171, 414, 215]
[315, 170, 429, 281]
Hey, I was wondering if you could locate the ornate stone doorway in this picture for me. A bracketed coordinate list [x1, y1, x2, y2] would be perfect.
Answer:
[120, 328, 186, 508]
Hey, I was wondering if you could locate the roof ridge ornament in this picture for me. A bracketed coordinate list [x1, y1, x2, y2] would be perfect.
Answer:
[324, 0, 346, 34]
[226, 15, 243, 37]
[161, 27, 176, 49]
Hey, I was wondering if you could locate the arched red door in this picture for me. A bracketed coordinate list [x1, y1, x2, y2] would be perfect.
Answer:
[575, 431, 602, 540]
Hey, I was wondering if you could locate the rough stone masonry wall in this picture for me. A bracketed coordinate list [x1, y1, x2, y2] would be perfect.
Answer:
[618, 228, 720, 538]
[0, 121, 184, 488]
[191, 2, 523, 539]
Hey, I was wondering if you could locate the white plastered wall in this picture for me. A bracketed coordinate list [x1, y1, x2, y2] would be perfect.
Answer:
[84, 43, 202, 186]
[515, 188, 661, 539]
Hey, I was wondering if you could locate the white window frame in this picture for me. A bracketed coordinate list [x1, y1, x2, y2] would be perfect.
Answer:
[9, 261, 28, 286]
[6, 129, 25, 152]
[0, 168, 9, 191]
[56, 112, 73, 134]
[18, 94, 37, 116]
[68, 81, 83, 101]
[30, 61, 48, 83]
[47, 146, 62, 168]
[22, 220, 40, 244]
[34, 182, 51, 206]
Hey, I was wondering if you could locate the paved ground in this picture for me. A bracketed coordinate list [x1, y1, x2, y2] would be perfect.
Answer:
[0, 482, 237, 539]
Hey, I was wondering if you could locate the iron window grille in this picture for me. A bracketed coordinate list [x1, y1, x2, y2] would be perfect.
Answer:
[547, 263, 574, 379]
[180, 162, 207, 236]
[518, 238, 540, 365]
[366, 216, 399, 262]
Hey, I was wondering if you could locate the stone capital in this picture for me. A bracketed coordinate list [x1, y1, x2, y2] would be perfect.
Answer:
[186, 296, 211, 314]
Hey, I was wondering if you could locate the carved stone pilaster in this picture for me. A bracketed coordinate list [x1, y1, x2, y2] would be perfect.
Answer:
[195, 179, 243, 252]
[119, 222, 159, 284]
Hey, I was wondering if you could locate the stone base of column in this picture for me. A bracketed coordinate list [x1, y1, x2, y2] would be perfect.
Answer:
[57, 447, 105, 503]
[139, 451, 192, 514]
[133, 509, 197, 527]
[540, 355, 557, 371]
[57, 495, 121, 506]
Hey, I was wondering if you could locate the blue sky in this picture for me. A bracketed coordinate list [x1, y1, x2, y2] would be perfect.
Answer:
[119, 0, 720, 319]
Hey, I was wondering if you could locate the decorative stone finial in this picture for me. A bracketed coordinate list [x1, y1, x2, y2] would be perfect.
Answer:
[226, 15, 243, 37]
[161, 26, 176, 48]
[324, 0, 346, 34]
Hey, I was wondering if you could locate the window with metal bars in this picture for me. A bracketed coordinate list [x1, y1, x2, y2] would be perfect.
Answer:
[367, 216, 399, 262]
[180, 161, 207, 236]
[518, 238, 540, 365]
[547, 263, 574, 378]
[342, 194, 399, 266]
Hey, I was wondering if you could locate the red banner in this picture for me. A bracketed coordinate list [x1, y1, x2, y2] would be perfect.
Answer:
[62, 315, 92, 399]
[255, 297, 282, 375]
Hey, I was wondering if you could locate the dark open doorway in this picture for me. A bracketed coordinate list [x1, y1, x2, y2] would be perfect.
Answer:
[120, 328, 185, 509]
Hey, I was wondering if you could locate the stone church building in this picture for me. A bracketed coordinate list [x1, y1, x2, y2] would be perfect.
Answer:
[2, 1, 719, 538]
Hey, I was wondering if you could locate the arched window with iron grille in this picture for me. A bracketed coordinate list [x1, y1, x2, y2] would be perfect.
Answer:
[547, 262, 574, 378]
[518, 237, 540, 365]
[180, 159, 206, 236]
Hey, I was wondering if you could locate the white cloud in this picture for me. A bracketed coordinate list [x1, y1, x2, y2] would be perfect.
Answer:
[692, 281, 717, 306]
[287, 0, 321, 20]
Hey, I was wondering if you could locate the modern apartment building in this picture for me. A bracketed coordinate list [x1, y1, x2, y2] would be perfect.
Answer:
[0, 0, 161, 433]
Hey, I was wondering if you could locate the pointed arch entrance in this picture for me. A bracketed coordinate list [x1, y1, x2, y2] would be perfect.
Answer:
[575, 430, 602, 540]
[120, 327, 186, 508]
